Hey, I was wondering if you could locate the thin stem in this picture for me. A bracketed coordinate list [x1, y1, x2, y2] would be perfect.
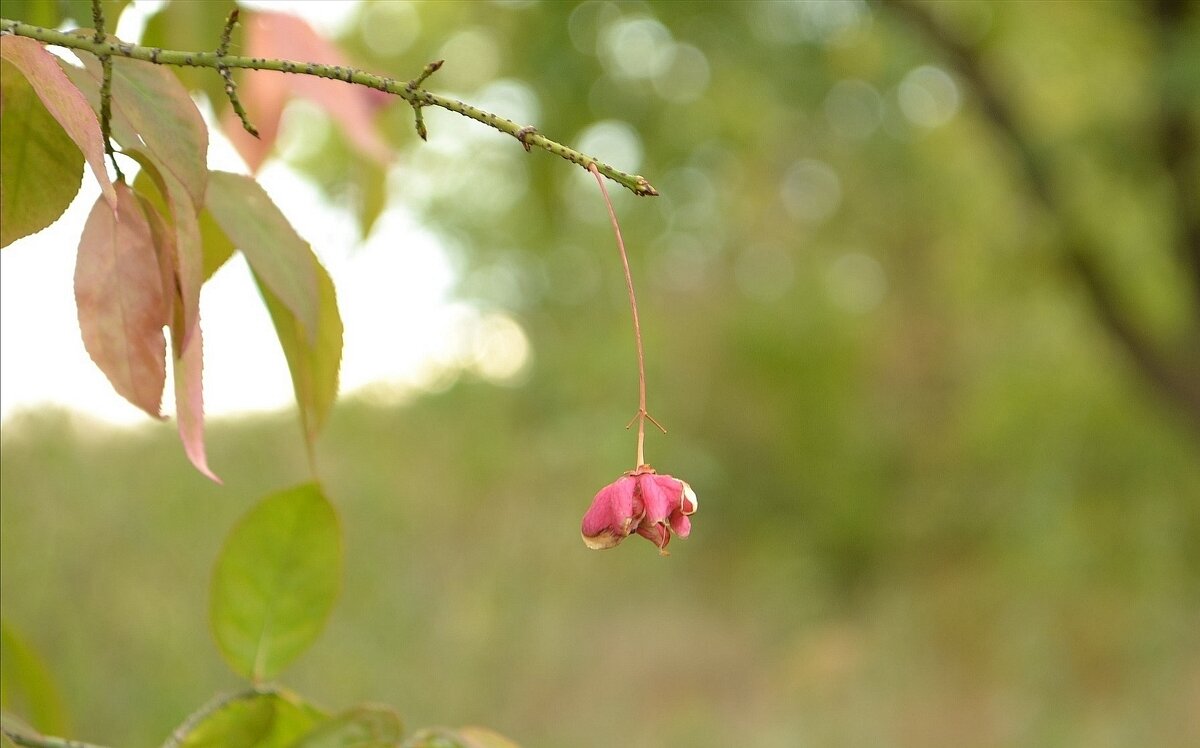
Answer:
[216, 8, 257, 137]
[0, 19, 659, 197]
[89, 0, 122, 180]
[590, 164, 664, 469]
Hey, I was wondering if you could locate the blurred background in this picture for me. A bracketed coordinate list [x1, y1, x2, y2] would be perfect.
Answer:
[2, 0, 1199, 746]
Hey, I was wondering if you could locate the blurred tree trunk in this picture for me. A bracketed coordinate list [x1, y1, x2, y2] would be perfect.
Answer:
[885, 0, 1200, 437]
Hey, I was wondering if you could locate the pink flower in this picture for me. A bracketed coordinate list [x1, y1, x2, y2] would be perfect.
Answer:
[581, 466, 697, 555]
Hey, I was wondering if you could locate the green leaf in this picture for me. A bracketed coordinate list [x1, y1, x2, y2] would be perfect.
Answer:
[210, 484, 342, 682]
[0, 621, 68, 735]
[203, 171, 343, 454]
[0, 36, 116, 207]
[205, 172, 320, 340]
[291, 707, 403, 748]
[254, 259, 343, 459]
[165, 689, 326, 748]
[0, 0, 128, 29]
[0, 58, 83, 248]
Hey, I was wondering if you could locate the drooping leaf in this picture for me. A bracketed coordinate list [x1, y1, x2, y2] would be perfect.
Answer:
[75, 181, 168, 418]
[0, 621, 69, 735]
[0, 36, 115, 207]
[210, 483, 342, 682]
[164, 689, 326, 748]
[173, 324, 219, 482]
[65, 60, 205, 343]
[254, 261, 342, 458]
[291, 706, 403, 748]
[75, 48, 208, 209]
[137, 189, 220, 482]
[226, 10, 391, 173]
[0, 59, 83, 248]
[205, 171, 320, 339]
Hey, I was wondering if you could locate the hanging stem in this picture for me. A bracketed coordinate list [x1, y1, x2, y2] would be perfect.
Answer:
[589, 164, 664, 469]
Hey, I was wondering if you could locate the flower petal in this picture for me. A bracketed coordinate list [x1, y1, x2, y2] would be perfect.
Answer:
[669, 511, 692, 539]
[581, 476, 643, 550]
[639, 474, 684, 524]
[636, 520, 671, 553]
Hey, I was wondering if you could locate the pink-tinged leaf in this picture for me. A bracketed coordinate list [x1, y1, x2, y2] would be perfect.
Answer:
[62, 61, 205, 344]
[0, 59, 83, 248]
[174, 325, 220, 482]
[227, 10, 390, 172]
[75, 47, 208, 210]
[0, 36, 116, 208]
[126, 151, 203, 345]
[137, 184, 219, 482]
[205, 171, 320, 341]
[75, 182, 168, 418]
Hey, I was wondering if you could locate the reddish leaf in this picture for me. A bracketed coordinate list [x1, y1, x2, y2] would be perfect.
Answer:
[174, 325, 219, 482]
[137, 183, 219, 482]
[75, 182, 168, 418]
[0, 59, 83, 248]
[205, 171, 320, 340]
[226, 10, 390, 172]
[0, 36, 116, 208]
[75, 48, 208, 210]
[62, 60, 205, 344]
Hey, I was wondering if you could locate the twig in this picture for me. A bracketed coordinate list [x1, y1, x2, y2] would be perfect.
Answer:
[89, 0, 122, 180]
[216, 8, 257, 137]
[405, 59, 442, 141]
[0, 19, 658, 197]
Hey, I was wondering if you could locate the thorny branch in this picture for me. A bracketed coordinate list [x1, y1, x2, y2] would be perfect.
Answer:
[0, 18, 659, 197]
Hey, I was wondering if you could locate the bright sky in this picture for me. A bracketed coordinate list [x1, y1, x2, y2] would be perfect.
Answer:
[0, 0, 529, 427]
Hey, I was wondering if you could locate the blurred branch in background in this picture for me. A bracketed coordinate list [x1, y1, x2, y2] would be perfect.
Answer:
[884, 0, 1200, 435]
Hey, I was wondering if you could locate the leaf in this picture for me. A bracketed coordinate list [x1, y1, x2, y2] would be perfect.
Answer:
[75, 48, 208, 209]
[205, 171, 320, 339]
[291, 707, 404, 748]
[164, 689, 325, 748]
[0, 36, 116, 208]
[0, 58, 83, 248]
[142, 0, 242, 106]
[226, 10, 390, 173]
[136, 189, 220, 482]
[0, 621, 68, 735]
[402, 728, 520, 748]
[255, 261, 342, 458]
[75, 181, 168, 418]
[64, 59, 205, 343]
[210, 483, 342, 682]
[0, 0, 128, 29]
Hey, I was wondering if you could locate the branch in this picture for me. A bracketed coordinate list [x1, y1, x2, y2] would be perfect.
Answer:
[0, 18, 659, 197]
[882, 0, 1200, 433]
[88, 0, 122, 180]
[2, 729, 110, 748]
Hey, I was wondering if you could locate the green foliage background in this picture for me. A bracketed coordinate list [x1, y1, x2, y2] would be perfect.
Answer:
[2, 1, 1199, 746]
